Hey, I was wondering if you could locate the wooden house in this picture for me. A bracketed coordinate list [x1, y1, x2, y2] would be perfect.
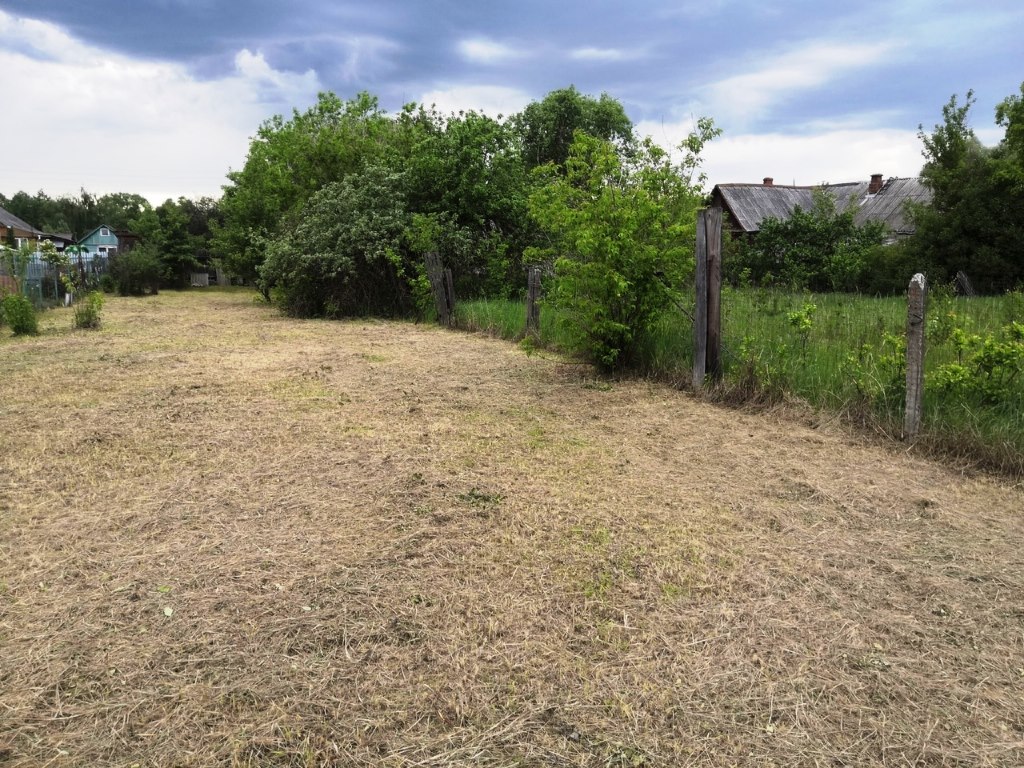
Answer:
[710, 174, 931, 243]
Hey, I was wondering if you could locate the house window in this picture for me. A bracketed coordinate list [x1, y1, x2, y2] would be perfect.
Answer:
[100, 227, 110, 237]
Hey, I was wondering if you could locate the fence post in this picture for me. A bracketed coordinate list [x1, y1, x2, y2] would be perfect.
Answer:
[705, 207, 723, 381]
[904, 273, 927, 440]
[424, 252, 452, 327]
[693, 210, 708, 389]
[526, 267, 541, 335]
[693, 209, 723, 389]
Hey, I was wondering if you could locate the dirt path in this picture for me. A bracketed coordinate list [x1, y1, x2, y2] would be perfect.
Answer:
[2, 290, 1022, 766]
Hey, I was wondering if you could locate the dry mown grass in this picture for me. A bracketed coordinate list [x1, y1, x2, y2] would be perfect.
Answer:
[1, 290, 1022, 767]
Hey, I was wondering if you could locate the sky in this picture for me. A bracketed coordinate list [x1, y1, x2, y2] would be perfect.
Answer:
[1, 1, 1022, 204]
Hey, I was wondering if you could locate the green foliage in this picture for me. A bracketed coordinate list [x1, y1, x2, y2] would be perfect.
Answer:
[786, 302, 816, 353]
[514, 85, 633, 171]
[906, 84, 1024, 292]
[527, 125, 715, 370]
[2, 293, 38, 335]
[259, 165, 410, 317]
[734, 189, 888, 291]
[0, 243, 34, 293]
[108, 245, 161, 296]
[73, 291, 104, 329]
[932, 321, 1024, 404]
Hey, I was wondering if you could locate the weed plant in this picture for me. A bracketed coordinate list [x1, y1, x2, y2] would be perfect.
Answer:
[74, 291, 105, 329]
[2, 293, 39, 336]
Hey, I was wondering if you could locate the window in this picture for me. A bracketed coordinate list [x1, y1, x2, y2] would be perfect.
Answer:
[100, 227, 110, 237]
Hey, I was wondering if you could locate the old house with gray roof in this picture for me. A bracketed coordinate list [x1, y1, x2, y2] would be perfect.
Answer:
[710, 174, 931, 243]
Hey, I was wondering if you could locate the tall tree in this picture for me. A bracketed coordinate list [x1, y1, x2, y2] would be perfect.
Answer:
[907, 86, 1024, 292]
[514, 86, 633, 171]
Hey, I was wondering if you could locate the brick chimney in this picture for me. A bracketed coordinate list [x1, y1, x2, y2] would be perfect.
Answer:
[868, 173, 883, 194]
[763, 177, 774, 186]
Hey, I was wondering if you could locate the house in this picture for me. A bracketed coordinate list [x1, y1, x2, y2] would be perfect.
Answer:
[709, 174, 932, 243]
[76, 224, 121, 261]
[1, 204, 46, 249]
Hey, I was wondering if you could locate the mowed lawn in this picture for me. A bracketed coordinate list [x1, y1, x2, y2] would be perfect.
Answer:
[1, 290, 1022, 767]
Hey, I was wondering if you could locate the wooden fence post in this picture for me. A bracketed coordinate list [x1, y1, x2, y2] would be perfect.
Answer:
[526, 267, 541, 335]
[693, 209, 723, 389]
[904, 273, 927, 440]
[424, 252, 453, 327]
[705, 207, 723, 381]
[693, 210, 708, 389]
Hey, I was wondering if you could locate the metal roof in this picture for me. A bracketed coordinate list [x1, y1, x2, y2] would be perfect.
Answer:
[0, 204, 44, 236]
[713, 178, 931, 235]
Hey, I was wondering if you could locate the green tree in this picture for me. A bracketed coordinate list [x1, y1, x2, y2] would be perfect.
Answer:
[736, 189, 887, 292]
[906, 85, 1024, 293]
[514, 86, 633, 171]
[527, 125, 715, 370]
[213, 92, 392, 283]
[259, 165, 410, 317]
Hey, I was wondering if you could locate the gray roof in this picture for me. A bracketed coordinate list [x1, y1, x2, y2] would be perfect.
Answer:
[713, 178, 931, 235]
[0, 204, 44, 236]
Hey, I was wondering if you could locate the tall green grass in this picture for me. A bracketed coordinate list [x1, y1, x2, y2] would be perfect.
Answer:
[459, 288, 1024, 474]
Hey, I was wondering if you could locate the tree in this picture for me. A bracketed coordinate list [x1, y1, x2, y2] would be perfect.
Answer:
[514, 86, 633, 171]
[213, 92, 393, 283]
[259, 165, 410, 317]
[906, 85, 1024, 293]
[131, 198, 203, 288]
[527, 124, 716, 370]
[735, 189, 887, 292]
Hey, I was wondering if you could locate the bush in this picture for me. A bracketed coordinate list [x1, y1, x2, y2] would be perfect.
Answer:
[2, 293, 39, 335]
[527, 130, 712, 370]
[74, 291, 104, 329]
[108, 246, 161, 296]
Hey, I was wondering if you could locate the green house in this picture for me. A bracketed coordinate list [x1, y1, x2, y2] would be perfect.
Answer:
[76, 224, 120, 262]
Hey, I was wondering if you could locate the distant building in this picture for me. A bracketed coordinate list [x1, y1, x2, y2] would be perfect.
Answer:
[0, 204, 45, 249]
[709, 174, 931, 243]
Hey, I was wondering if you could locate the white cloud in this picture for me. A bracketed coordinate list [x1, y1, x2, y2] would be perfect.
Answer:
[0, 9, 324, 203]
[701, 40, 904, 126]
[456, 37, 524, 64]
[418, 85, 532, 119]
[570, 47, 631, 62]
[635, 118, 925, 188]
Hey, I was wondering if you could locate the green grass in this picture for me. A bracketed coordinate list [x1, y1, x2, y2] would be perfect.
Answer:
[458, 287, 1024, 474]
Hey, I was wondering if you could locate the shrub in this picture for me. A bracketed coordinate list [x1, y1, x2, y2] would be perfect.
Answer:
[527, 129, 713, 370]
[2, 293, 39, 335]
[74, 291, 105, 329]
[108, 245, 161, 296]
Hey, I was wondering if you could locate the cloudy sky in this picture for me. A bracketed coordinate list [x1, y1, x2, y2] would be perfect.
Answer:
[1, 1, 1021, 204]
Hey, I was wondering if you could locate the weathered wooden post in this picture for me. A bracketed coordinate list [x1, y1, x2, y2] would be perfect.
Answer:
[525, 266, 541, 335]
[424, 252, 453, 327]
[693, 211, 709, 389]
[706, 207, 723, 381]
[693, 208, 723, 389]
[904, 273, 927, 440]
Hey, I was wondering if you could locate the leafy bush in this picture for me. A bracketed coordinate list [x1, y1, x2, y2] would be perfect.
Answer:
[108, 245, 161, 296]
[2, 293, 39, 335]
[733, 189, 888, 292]
[73, 291, 104, 329]
[259, 166, 410, 317]
[932, 322, 1024, 405]
[527, 127, 714, 370]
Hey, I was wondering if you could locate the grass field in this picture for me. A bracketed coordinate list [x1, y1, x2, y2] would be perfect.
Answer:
[459, 288, 1024, 474]
[2, 289, 1024, 766]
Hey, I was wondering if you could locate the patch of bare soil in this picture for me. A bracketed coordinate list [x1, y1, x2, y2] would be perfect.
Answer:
[1, 290, 1022, 767]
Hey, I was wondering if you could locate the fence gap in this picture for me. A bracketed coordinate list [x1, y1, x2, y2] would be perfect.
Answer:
[693, 208, 722, 389]
[904, 272, 928, 440]
[526, 266, 541, 335]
